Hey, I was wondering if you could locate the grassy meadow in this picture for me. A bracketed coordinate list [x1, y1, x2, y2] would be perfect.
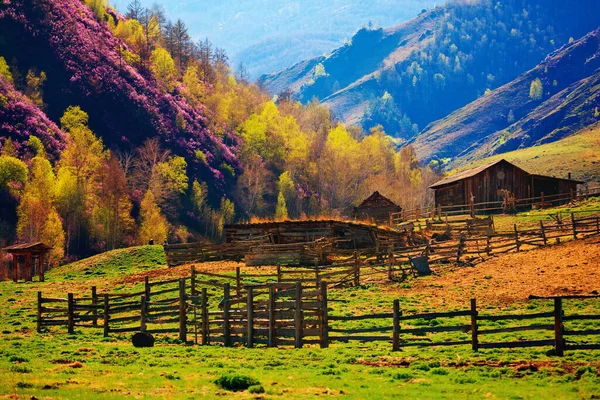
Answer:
[2, 240, 600, 399]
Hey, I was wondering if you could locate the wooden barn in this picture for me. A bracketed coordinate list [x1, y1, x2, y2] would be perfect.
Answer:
[430, 159, 583, 208]
[352, 191, 402, 225]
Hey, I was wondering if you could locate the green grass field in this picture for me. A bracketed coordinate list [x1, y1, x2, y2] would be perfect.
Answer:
[1, 240, 600, 399]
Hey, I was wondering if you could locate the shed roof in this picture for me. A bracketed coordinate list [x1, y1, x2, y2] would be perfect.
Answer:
[356, 191, 401, 209]
[429, 160, 505, 188]
[430, 159, 585, 189]
[3, 242, 52, 252]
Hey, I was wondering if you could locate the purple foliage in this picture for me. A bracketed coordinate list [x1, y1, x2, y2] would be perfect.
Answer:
[0, 0, 240, 193]
[0, 74, 66, 160]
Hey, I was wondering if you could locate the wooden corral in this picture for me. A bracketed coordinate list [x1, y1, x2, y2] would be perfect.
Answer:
[2, 242, 51, 282]
[430, 159, 583, 209]
[225, 220, 409, 250]
[353, 191, 402, 225]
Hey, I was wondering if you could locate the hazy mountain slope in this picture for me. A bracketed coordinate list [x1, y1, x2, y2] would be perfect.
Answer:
[261, 0, 600, 138]
[0, 0, 238, 193]
[412, 28, 600, 166]
[111, 0, 438, 77]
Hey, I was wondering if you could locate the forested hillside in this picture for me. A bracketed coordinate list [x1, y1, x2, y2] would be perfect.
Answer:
[0, 0, 438, 262]
[412, 28, 600, 166]
[261, 0, 600, 141]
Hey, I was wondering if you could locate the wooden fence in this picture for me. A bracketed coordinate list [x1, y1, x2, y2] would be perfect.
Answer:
[391, 188, 600, 225]
[38, 279, 600, 356]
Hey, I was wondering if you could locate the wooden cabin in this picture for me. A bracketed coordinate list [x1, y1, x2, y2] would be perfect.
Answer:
[352, 191, 402, 225]
[2, 242, 52, 282]
[430, 159, 583, 208]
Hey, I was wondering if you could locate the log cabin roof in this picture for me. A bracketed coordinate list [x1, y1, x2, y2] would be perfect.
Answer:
[430, 159, 584, 189]
[355, 191, 401, 210]
[3, 242, 52, 253]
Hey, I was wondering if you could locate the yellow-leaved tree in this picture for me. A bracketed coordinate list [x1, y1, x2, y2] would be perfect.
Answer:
[150, 47, 177, 92]
[17, 138, 65, 263]
[138, 190, 168, 245]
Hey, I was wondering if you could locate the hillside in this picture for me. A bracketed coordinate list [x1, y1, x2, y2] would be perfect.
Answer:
[446, 124, 600, 185]
[111, 0, 437, 78]
[0, 0, 238, 194]
[260, 0, 600, 139]
[413, 28, 600, 166]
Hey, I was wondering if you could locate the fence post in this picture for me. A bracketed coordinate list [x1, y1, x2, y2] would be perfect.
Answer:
[571, 213, 577, 239]
[190, 265, 197, 298]
[456, 234, 465, 262]
[485, 234, 492, 257]
[294, 281, 303, 349]
[470, 299, 479, 351]
[437, 204, 442, 220]
[540, 221, 547, 246]
[320, 281, 329, 348]
[276, 265, 282, 283]
[315, 263, 320, 288]
[144, 275, 151, 302]
[103, 294, 109, 337]
[392, 299, 400, 351]
[201, 288, 208, 345]
[37, 291, 42, 333]
[514, 224, 520, 252]
[354, 252, 360, 286]
[91, 286, 98, 326]
[236, 266, 241, 297]
[223, 283, 231, 346]
[554, 298, 564, 356]
[178, 279, 187, 343]
[268, 283, 276, 347]
[140, 295, 147, 333]
[247, 286, 254, 348]
[67, 293, 74, 334]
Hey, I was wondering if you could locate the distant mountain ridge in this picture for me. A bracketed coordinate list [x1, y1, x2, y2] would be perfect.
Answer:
[261, 0, 600, 141]
[111, 0, 438, 77]
[411, 28, 600, 167]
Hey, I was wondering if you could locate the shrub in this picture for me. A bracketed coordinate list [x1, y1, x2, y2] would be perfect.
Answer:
[214, 373, 260, 392]
[248, 385, 265, 394]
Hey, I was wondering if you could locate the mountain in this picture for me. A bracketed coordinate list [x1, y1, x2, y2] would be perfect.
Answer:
[412, 28, 600, 166]
[0, 0, 238, 194]
[448, 123, 600, 186]
[110, 0, 438, 78]
[260, 0, 600, 139]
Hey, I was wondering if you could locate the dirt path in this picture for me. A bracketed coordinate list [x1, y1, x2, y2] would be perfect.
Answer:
[402, 236, 600, 306]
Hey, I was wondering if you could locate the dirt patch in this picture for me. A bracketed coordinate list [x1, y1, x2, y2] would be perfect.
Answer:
[386, 236, 600, 307]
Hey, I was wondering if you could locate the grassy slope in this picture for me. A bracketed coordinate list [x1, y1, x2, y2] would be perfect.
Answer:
[1, 240, 600, 397]
[47, 245, 167, 281]
[449, 123, 600, 185]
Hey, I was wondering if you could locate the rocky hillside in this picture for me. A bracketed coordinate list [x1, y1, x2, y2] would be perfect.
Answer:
[412, 28, 600, 166]
[260, 0, 600, 140]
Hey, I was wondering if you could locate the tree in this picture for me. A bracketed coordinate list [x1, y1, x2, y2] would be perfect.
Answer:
[56, 106, 107, 255]
[92, 154, 133, 250]
[138, 189, 168, 245]
[275, 192, 288, 220]
[172, 19, 191, 70]
[150, 47, 177, 91]
[0, 156, 28, 192]
[17, 154, 65, 263]
[235, 62, 249, 84]
[24, 69, 46, 109]
[529, 78, 543, 100]
[0, 56, 12, 83]
[126, 0, 144, 20]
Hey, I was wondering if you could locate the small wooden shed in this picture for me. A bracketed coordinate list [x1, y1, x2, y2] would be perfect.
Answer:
[2, 242, 52, 282]
[353, 191, 402, 225]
